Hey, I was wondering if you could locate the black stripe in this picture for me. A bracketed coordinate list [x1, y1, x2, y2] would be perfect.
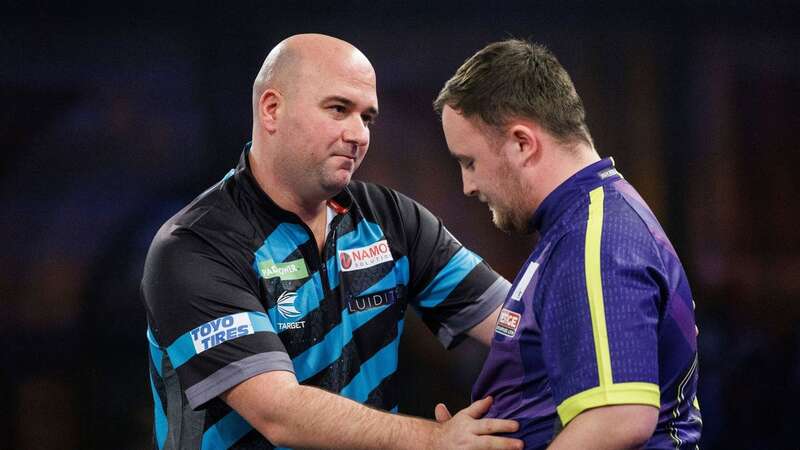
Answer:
[176, 332, 287, 388]
[365, 371, 399, 411]
[282, 257, 399, 358]
[150, 355, 168, 412]
[200, 398, 234, 433]
[228, 428, 275, 449]
[301, 301, 404, 396]
[418, 261, 498, 332]
[149, 355, 169, 447]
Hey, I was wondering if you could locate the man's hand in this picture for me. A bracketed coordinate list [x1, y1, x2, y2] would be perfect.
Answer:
[429, 397, 523, 450]
[434, 402, 452, 423]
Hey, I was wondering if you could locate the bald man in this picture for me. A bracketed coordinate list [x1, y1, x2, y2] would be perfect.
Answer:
[142, 34, 523, 450]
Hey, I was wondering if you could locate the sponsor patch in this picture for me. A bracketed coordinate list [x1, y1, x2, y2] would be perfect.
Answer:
[510, 262, 539, 301]
[598, 168, 619, 180]
[190, 312, 254, 354]
[347, 287, 402, 314]
[258, 258, 309, 281]
[495, 308, 521, 338]
[276, 291, 301, 319]
[338, 239, 393, 272]
[276, 291, 306, 330]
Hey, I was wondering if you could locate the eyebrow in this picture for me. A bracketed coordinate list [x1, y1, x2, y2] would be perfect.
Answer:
[323, 95, 379, 118]
[449, 151, 470, 164]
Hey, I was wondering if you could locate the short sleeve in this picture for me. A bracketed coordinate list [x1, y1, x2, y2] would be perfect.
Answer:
[536, 226, 661, 426]
[394, 191, 510, 348]
[142, 229, 292, 410]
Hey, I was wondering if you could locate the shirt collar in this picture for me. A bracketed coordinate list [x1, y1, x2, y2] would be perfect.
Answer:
[233, 142, 354, 222]
[529, 157, 621, 234]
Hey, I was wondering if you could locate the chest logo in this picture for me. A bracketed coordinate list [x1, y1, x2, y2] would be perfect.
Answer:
[277, 291, 302, 319]
[347, 287, 400, 314]
[495, 308, 522, 338]
[259, 258, 309, 281]
[338, 239, 393, 272]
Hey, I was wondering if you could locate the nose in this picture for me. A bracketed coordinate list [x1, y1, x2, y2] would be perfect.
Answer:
[342, 116, 370, 149]
[461, 168, 477, 197]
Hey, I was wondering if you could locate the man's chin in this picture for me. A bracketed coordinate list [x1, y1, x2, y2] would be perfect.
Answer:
[321, 174, 353, 196]
[491, 207, 532, 235]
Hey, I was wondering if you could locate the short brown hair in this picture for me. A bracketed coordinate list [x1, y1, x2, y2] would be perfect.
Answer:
[434, 39, 592, 146]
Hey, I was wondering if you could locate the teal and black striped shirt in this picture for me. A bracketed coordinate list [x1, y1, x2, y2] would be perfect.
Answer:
[142, 145, 509, 449]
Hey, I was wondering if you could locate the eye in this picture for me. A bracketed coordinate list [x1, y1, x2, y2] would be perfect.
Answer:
[329, 104, 347, 114]
[361, 114, 376, 127]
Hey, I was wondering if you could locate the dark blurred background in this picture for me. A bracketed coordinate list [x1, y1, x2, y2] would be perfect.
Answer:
[3, 1, 799, 449]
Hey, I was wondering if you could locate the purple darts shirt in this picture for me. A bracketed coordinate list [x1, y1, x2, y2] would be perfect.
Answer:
[473, 158, 702, 449]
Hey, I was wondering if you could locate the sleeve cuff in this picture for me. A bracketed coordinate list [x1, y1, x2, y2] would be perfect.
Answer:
[185, 351, 294, 410]
[556, 382, 660, 425]
[437, 277, 510, 349]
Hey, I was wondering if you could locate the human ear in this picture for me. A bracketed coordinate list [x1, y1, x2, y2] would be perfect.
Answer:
[259, 89, 282, 133]
[506, 124, 539, 167]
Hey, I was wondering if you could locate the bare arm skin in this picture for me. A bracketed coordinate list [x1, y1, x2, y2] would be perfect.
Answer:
[466, 305, 502, 348]
[547, 404, 658, 450]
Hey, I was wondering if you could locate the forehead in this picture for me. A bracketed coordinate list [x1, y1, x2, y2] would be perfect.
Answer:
[441, 106, 495, 155]
[300, 52, 378, 107]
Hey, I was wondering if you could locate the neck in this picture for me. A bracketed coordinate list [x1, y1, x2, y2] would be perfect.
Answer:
[249, 143, 329, 252]
[249, 140, 327, 223]
[526, 142, 600, 211]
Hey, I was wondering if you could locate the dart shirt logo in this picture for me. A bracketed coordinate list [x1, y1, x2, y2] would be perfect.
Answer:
[338, 240, 393, 272]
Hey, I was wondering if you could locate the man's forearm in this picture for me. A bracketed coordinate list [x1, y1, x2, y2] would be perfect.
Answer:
[224, 370, 521, 450]
[262, 382, 436, 449]
[225, 371, 436, 449]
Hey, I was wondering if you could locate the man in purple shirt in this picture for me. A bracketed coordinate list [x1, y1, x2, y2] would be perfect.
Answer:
[432, 40, 702, 449]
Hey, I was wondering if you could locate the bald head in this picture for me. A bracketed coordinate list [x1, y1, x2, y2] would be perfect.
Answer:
[252, 34, 375, 115]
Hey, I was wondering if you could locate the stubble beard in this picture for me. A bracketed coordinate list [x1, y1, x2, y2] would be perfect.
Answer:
[490, 205, 529, 235]
[316, 160, 362, 201]
[489, 171, 533, 235]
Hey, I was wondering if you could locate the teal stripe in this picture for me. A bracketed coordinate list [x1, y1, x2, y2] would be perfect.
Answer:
[293, 306, 384, 381]
[252, 223, 310, 275]
[201, 411, 252, 450]
[340, 321, 404, 402]
[361, 257, 409, 295]
[166, 311, 276, 369]
[416, 248, 482, 308]
[293, 262, 408, 382]
[294, 272, 325, 320]
[148, 371, 168, 450]
[338, 219, 385, 249]
[265, 219, 392, 324]
[248, 311, 276, 333]
[326, 253, 338, 290]
[166, 332, 196, 369]
[147, 328, 164, 377]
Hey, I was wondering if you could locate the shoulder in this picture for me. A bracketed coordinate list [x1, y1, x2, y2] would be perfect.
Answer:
[552, 184, 662, 262]
[347, 180, 435, 226]
[597, 186, 667, 274]
[144, 182, 260, 287]
[347, 180, 406, 211]
[156, 180, 259, 252]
